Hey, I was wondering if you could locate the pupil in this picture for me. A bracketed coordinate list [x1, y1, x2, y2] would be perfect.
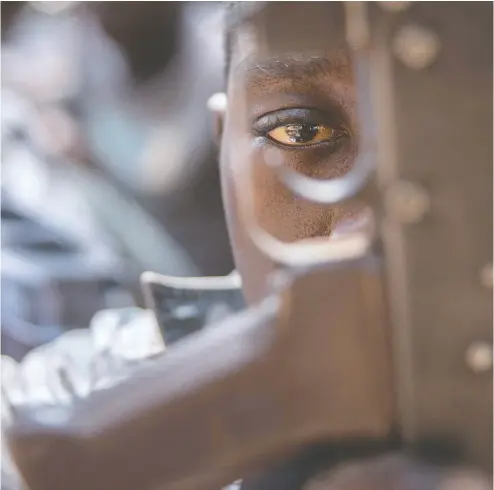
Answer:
[285, 124, 318, 143]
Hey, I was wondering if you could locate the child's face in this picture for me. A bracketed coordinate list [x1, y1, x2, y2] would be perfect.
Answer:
[220, 17, 367, 303]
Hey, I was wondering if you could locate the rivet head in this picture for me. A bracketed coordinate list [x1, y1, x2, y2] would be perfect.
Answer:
[480, 263, 493, 289]
[385, 181, 430, 224]
[393, 25, 441, 70]
[465, 342, 493, 374]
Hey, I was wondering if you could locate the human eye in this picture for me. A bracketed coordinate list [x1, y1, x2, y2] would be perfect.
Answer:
[252, 108, 348, 149]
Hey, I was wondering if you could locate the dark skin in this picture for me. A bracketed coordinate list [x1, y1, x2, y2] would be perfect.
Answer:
[220, 26, 367, 304]
[214, 18, 489, 490]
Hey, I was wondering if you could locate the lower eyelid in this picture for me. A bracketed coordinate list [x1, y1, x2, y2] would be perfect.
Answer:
[252, 138, 354, 180]
[261, 133, 348, 151]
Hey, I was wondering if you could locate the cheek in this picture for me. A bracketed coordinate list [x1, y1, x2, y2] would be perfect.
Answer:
[220, 134, 276, 303]
[222, 129, 354, 246]
[248, 137, 360, 242]
[219, 109, 368, 302]
[252, 161, 336, 242]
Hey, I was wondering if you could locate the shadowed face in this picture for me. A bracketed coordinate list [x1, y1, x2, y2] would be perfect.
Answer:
[220, 10, 368, 304]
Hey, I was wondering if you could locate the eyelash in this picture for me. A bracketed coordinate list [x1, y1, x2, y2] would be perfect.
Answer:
[252, 107, 349, 149]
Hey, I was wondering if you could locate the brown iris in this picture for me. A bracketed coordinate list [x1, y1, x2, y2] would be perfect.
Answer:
[268, 123, 339, 146]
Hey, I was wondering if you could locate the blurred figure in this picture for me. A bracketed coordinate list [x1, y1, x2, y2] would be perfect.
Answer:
[1, 1, 233, 360]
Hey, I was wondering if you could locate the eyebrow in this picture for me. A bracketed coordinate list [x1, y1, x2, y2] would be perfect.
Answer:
[233, 53, 353, 90]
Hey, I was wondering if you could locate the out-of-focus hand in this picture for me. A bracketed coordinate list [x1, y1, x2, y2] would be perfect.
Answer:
[304, 455, 491, 490]
[1, 307, 164, 490]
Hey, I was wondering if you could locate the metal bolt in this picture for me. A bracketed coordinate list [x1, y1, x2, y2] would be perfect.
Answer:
[480, 263, 493, 289]
[465, 342, 493, 374]
[385, 181, 430, 224]
[393, 25, 441, 70]
[378, 1, 411, 13]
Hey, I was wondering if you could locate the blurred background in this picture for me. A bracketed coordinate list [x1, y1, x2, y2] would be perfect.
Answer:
[1, 1, 234, 361]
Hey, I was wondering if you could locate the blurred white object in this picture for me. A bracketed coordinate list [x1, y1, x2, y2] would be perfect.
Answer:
[1, 308, 165, 489]
[207, 92, 227, 113]
[30, 1, 80, 15]
[1, 308, 164, 407]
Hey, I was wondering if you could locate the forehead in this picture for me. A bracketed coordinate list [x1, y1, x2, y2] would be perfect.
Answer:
[228, 2, 347, 55]
[228, 3, 351, 69]
[227, 18, 354, 92]
[228, 24, 355, 108]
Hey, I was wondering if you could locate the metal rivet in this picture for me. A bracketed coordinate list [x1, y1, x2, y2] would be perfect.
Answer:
[385, 181, 430, 224]
[378, 1, 411, 13]
[393, 25, 441, 70]
[465, 342, 493, 374]
[480, 263, 493, 289]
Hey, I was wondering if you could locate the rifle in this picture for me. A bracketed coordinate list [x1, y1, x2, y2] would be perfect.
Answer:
[5, 3, 492, 489]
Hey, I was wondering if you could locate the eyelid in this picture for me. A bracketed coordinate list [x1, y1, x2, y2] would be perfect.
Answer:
[252, 107, 343, 135]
